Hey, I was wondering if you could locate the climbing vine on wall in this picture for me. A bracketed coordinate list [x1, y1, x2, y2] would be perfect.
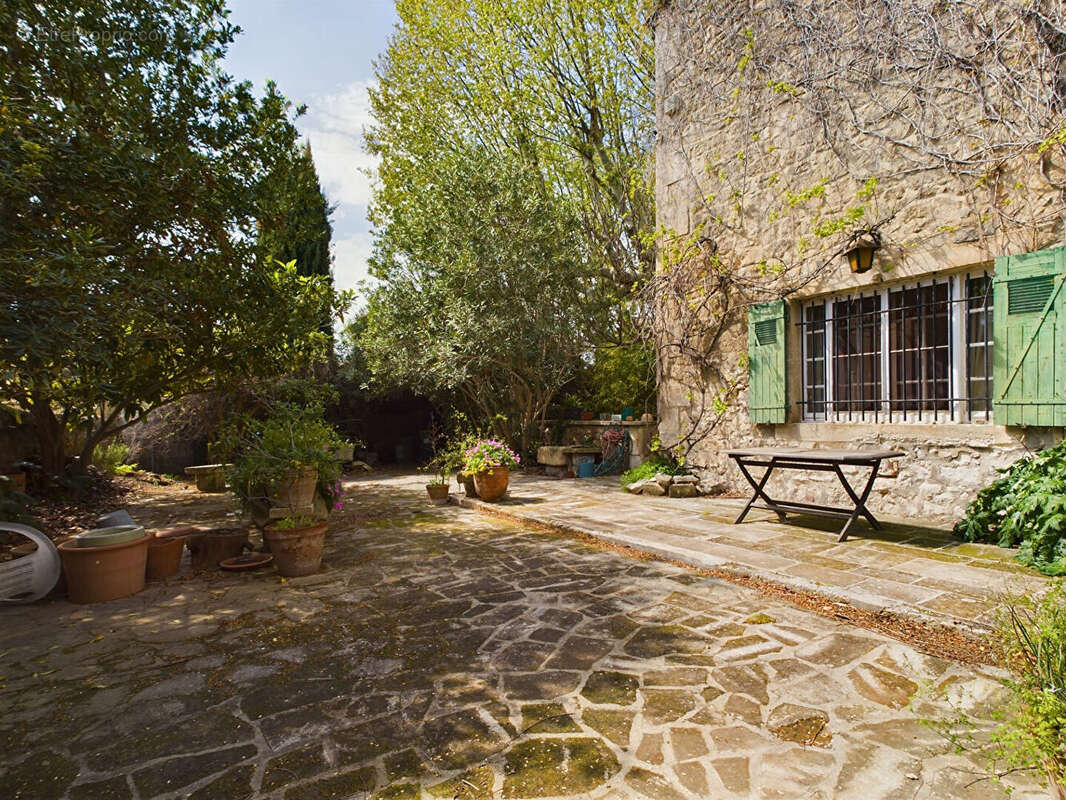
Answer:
[643, 0, 1066, 466]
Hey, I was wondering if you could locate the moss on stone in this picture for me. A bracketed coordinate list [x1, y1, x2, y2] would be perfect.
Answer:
[744, 612, 776, 625]
[262, 743, 328, 791]
[371, 782, 421, 800]
[581, 709, 634, 747]
[384, 748, 424, 782]
[581, 671, 639, 705]
[520, 702, 581, 733]
[284, 766, 376, 800]
[426, 766, 495, 799]
[502, 738, 619, 797]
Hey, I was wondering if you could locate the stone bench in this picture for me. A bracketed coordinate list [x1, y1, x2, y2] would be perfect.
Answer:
[184, 464, 231, 493]
[537, 446, 602, 477]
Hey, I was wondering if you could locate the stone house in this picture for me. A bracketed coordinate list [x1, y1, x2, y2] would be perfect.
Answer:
[651, 0, 1066, 522]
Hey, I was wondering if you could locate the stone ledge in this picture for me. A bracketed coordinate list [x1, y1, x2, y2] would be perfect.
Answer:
[452, 494, 995, 639]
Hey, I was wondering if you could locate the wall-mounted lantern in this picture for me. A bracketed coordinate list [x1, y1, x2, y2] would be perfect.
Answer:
[844, 230, 882, 274]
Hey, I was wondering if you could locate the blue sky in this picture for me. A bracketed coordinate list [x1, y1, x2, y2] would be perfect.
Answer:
[223, 0, 398, 298]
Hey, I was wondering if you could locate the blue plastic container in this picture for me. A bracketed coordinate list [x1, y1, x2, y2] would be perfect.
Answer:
[577, 460, 597, 478]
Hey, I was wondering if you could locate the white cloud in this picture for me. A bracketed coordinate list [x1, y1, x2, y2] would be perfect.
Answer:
[301, 80, 378, 209]
[332, 231, 376, 296]
[300, 81, 380, 308]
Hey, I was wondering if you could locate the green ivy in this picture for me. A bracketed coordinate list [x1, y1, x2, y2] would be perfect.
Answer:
[955, 442, 1066, 575]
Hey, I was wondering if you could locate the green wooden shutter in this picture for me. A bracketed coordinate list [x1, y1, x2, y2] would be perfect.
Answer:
[993, 245, 1066, 426]
[748, 299, 788, 423]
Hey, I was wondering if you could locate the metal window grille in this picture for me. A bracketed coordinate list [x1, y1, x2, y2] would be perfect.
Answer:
[798, 271, 994, 422]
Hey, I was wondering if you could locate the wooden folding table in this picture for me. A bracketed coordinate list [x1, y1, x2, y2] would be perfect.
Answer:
[725, 448, 904, 542]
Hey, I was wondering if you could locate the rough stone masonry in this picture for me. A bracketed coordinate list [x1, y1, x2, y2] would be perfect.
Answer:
[651, 0, 1066, 522]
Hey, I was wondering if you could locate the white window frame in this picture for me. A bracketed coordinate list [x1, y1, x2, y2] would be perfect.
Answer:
[800, 270, 993, 423]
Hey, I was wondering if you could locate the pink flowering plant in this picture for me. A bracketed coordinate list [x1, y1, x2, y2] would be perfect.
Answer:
[462, 439, 521, 474]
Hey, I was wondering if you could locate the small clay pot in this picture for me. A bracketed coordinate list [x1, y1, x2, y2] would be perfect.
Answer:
[425, 484, 450, 505]
[263, 521, 328, 577]
[186, 528, 250, 570]
[146, 536, 184, 580]
[472, 467, 510, 502]
[58, 535, 150, 603]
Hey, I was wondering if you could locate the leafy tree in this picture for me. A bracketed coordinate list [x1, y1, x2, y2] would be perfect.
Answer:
[257, 138, 336, 347]
[578, 343, 657, 417]
[362, 0, 654, 450]
[257, 140, 334, 286]
[0, 0, 347, 475]
[372, 0, 654, 290]
[360, 146, 600, 455]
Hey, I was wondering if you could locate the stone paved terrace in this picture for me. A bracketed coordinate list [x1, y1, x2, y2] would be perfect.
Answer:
[453, 472, 1049, 633]
[0, 474, 1047, 799]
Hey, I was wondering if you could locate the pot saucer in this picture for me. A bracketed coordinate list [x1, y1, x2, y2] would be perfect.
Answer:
[219, 553, 273, 571]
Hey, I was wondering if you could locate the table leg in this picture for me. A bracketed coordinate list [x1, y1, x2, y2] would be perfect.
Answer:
[833, 460, 882, 542]
[733, 457, 783, 523]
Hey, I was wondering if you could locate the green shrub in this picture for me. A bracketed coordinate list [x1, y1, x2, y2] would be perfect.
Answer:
[955, 442, 1066, 575]
[619, 455, 688, 488]
[92, 440, 137, 475]
[216, 401, 346, 513]
[990, 582, 1066, 789]
[0, 476, 36, 525]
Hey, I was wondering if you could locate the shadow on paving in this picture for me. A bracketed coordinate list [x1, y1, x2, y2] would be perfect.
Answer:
[0, 475, 1043, 799]
[750, 512, 960, 548]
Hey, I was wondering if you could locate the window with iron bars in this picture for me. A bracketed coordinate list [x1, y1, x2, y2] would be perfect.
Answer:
[799, 271, 993, 422]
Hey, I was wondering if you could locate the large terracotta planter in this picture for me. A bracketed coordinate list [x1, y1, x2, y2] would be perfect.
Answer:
[273, 467, 318, 511]
[263, 521, 328, 577]
[472, 467, 509, 502]
[58, 535, 150, 603]
[186, 528, 249, 570]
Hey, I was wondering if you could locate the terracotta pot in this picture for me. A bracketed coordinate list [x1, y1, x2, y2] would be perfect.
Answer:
[458, 472, 477, 497]
[273, 467, 318, 512]
[186, 528, 249, 570]
[426, 484, 450, 505]
[263, 521, 328, 577]
[146, 536, 184, 580]
[472, 467, 509, 502]
[58, 535, 150, 603]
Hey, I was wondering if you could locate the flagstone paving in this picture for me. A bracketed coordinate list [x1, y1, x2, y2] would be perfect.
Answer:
[453, 472, 1049, 632]
[0, 474, 1046, 799]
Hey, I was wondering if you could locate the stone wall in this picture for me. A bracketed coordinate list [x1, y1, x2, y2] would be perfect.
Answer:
[652, 0, 1066, 523]
[557, 421, 658, 469]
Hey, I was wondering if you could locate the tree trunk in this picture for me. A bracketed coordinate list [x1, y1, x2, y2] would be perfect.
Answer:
[30, 395, 67, 477]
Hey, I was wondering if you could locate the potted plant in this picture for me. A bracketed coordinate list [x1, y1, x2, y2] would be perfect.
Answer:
[218, 402, 346, 575]
[262, 514, 329, 577]
[463, 439, 521, 502]
[438, 431, 479, 497]
[425, 470, 450, 505]
[219, 403, 346, 518]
